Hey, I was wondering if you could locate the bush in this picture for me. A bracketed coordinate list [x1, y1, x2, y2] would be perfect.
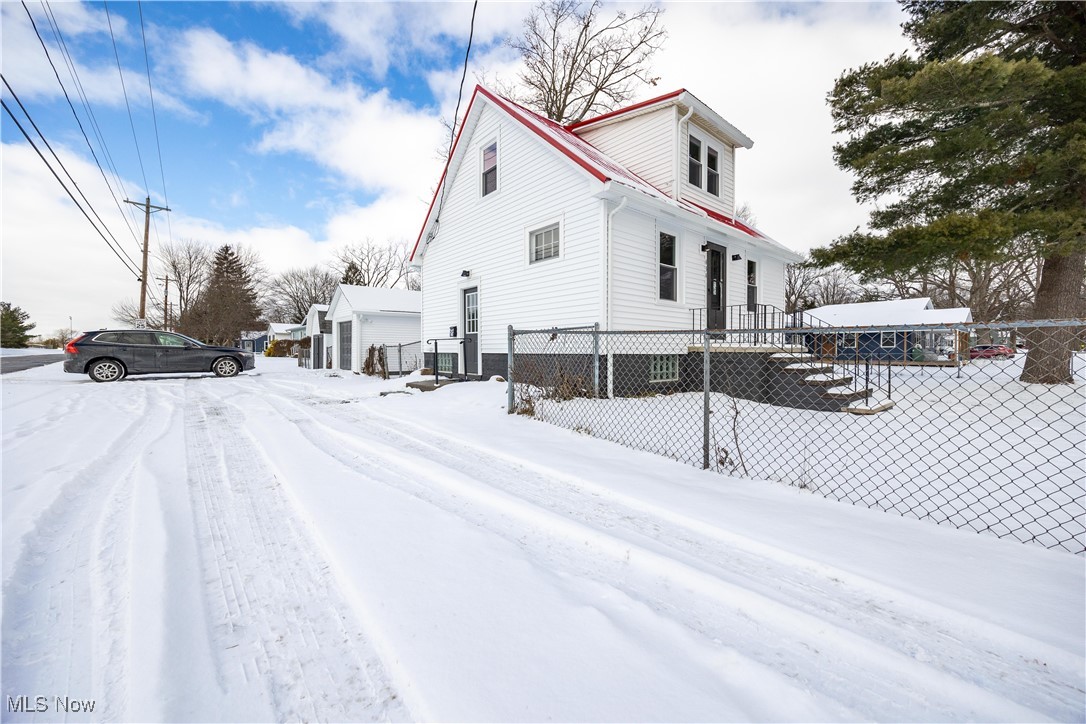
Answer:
[265, 339, 291, 357]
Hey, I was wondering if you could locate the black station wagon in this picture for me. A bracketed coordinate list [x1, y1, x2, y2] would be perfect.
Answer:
[64, 329, 256, 382]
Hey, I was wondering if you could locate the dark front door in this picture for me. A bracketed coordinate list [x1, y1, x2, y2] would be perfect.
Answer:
[338, 321, 352, 370]
[705, 243, 726, 329]
[462, 287, 478, 375]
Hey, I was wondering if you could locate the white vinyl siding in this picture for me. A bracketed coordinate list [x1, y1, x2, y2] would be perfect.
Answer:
[421, 103, 601, 356]
[574, 106, 676, 194]
[680, 119, 736, 214]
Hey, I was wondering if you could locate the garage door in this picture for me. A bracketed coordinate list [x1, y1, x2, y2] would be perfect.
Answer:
[338, 322, 352, 370]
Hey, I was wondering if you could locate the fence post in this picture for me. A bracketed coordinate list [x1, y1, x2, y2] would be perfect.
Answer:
[703, 327, 711, 470]
[507, 325, 515, 414]
[592, 322, 600, 398]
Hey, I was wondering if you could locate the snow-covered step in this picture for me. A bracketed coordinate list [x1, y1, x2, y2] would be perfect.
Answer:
[799, 373, 854, 387]
[782, 362, 834, 372]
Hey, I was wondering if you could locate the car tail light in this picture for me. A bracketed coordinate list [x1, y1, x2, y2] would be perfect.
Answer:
[65, 334, 88, 354]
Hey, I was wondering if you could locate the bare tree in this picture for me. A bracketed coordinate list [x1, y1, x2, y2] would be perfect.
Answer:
[265, 265, 340, 323]
[155, 239, 212, 321]
[504, 0, 667, 124]
[734, 201, 757, 227]
[334, 239, 418, 290]
[811, 267, 860, 309]
[111, 298, 162, 329]
[785, 260, 820, 314]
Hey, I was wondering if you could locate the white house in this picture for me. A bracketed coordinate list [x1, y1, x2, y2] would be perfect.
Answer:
[326, 285, 422, 374]
[410, 86, 803, 378]
[303, 303, 332, 369]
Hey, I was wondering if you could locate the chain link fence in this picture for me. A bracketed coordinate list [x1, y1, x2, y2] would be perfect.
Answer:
[508, 320, 1086, 554]
[381, 341, 423, 377]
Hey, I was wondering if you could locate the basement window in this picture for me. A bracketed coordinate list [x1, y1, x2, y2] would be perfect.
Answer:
[437, 353, 455, 375]
[649, 354, 679, 382]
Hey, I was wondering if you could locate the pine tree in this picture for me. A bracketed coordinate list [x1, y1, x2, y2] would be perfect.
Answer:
[813, 1, 1085, 383]
[0, 302, 36, 348]
[180, 245, 263, 346]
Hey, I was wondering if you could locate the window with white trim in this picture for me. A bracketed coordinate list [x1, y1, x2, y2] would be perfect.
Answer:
[746, 259, 759, 308]
[659, 231, 677, 302]
[481, 141, 497, 196]
[464, 290, 478, 334]
[650, 354, 679, 382]
[688, 136, 702, 188]
[706, 147, 720, 196]
[529, 223, 560, 263]
[880, 332, 896, 348]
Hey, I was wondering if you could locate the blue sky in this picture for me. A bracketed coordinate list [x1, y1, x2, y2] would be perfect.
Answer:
[2, 1, 909, 335]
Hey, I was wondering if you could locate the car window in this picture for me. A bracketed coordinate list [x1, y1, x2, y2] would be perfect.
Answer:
[122, 332, 157, 345]
[93, 332, 124, 343]
[154, 332, 191, 347]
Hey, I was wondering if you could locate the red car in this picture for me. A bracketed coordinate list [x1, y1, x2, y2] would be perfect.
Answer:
[969, 344, 1016, 360]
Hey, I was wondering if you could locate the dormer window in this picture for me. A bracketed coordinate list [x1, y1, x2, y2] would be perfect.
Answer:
[688, 136, 702, 188]
[481, 141, 497, 196]
[707, 147, 720, 196]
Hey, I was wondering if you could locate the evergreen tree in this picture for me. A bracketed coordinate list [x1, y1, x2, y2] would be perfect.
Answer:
[0, 302, 35, 348]
[813, 1, 1085, 383]
[180, 245, 263, 345]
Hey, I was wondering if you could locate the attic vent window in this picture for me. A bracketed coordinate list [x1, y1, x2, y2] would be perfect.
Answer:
[688, 136, 702, 188]
[481, 142, 497, 196]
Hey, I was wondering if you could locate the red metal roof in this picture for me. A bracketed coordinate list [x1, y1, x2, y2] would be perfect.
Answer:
[411, 86, 768, 262]
[564, 89, 686, 132]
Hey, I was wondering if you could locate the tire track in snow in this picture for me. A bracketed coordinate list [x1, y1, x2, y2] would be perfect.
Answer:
[1, 383, 175, 721]
[251, 384, 1082, 722]
[181, 383, 408, 722]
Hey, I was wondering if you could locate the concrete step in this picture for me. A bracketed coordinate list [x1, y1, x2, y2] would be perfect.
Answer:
[845, 400, 896, 415]
[799, 373, 854, 387]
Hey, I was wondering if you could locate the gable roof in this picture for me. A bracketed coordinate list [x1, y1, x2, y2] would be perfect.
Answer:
[267, 322, 295, 335]
[807, 298, 973, 327]
[412, 85, 792, 263]
[328, 285, 421, 315]
[567, 88, 754, 150]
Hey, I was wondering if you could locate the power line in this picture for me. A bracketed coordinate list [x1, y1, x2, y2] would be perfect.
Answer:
[434, 0, 479, 230]
[103, 0, 150, 196]
[22, 0, 143, 248]
[2, 98, 142, 278]
[137, 0, 173, 247]
[40, 0, 145, 251]
[1, 74, 142, 273]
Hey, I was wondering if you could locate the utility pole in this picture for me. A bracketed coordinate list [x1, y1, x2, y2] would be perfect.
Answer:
[156, 275, 172, 330]
[124, 196, 170, 322]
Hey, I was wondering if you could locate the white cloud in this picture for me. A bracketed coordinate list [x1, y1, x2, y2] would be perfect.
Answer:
[648, 2, 910, 253]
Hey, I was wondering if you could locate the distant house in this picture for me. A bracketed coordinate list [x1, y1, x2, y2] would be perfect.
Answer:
[267, 322, 295, 343]
[326, 285, 421, 375]
[803, 298, 973, 361]
[304, 304, 332, 369]
[238, 330, 268, 354]
[410, 85, 803, 379]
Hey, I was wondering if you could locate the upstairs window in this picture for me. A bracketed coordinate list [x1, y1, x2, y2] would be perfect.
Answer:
[688, 136, 702, 188]
[529, 223, 560, 263]
[707, 147, 720, 196]
[481, 142, 497, 196]
[659, 232, 677, 301]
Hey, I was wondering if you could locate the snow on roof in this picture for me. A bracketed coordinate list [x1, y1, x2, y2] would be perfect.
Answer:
[806, 298, 973, 327]
[307, 304, 330, 313]
[267, 322, 296, 334]
[331, 285, 421, 314]
[412, 86, 797, 262]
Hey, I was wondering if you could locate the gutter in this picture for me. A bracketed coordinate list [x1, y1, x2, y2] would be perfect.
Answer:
[605, 195, 628, 332]
[673, 103, 695, 201]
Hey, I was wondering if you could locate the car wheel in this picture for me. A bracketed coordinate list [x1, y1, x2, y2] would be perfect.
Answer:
[212, 357, 240, 377]
[88, 359, 124, 383]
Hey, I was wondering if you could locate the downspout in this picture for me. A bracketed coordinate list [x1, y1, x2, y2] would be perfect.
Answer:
[674, 103, 695, 200]
[605, 195, 627, 400]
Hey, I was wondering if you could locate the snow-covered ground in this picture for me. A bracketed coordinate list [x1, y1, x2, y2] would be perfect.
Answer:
[0, 348, 63, 357]
[3, 358, 1084, 721]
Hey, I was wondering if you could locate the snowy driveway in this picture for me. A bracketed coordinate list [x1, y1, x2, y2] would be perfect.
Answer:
[3, 359, 1084, 722]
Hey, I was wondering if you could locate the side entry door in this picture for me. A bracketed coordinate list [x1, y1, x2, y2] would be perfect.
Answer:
[462, 287, 478, 376]
[705, 243, 726, 329]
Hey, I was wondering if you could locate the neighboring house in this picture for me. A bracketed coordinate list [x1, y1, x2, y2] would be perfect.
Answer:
[238, 330, 268, 354]
[304, 304, 332, 369]
[410, 85, 803, 379]
[326, 285, 421, 375]
[803, 298, 973, 361]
